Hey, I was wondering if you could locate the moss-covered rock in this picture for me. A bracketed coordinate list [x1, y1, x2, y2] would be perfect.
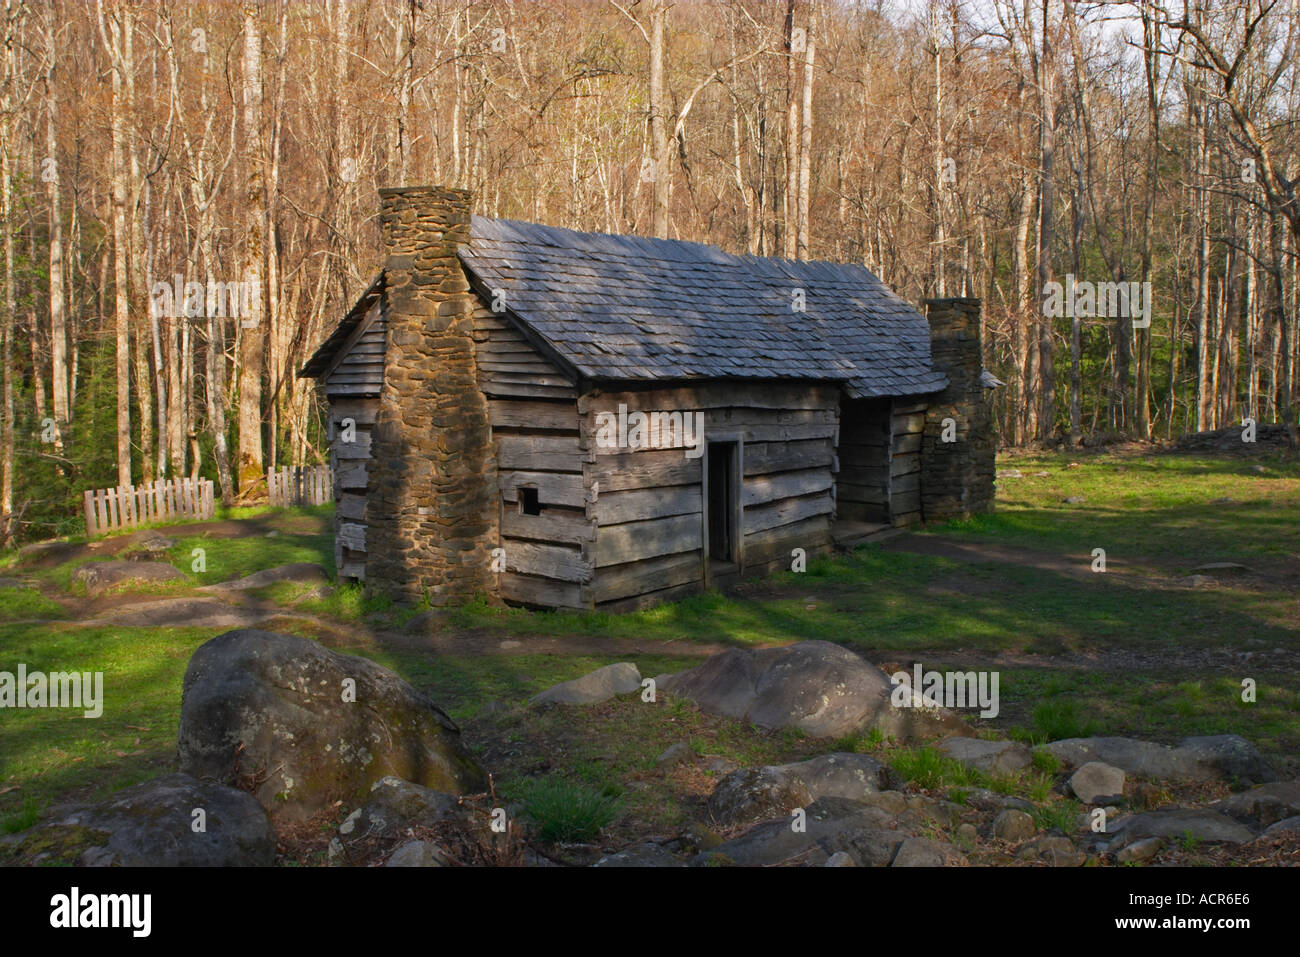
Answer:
[177, 629, 487, 821]
[3, 773, 274, 866]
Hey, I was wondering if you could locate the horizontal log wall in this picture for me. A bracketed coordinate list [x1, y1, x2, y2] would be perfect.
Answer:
[889, 399, 928, 527]
[475, 299, 590, 608]
[328, 397, 379, 580]
[836, 398, 892, 523]
[581, 382, 838, 610]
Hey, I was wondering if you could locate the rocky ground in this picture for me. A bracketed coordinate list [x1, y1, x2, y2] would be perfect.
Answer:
[3, 624, 1296, 867]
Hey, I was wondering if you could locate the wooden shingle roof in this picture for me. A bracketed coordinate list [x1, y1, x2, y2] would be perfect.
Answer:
[458, 216, 947, 399]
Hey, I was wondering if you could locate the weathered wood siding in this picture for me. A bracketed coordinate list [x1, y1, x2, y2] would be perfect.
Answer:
[323, 298, 386, 580]
[328, 397, 379, 580]
[835, 398, 892, 523]
[581, 382, 839, 610]
[472, 301, 591, 609]
[889, 399, 927, 526]
[323, 300, 386, 397]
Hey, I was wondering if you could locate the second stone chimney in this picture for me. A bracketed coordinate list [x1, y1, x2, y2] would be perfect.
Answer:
[920, 297, 996, 521]
[365, 186, 497, 603]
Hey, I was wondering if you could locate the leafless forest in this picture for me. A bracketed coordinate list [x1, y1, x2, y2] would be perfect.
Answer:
[0, 0, 1296, 543]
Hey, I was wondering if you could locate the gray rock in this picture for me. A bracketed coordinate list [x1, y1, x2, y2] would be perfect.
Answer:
[593, 843, 683, 867]
[1069, 762, 1126, 804]
[824, 851, 855, 866]
[707, 753, 889, 827]
[656, 742, 695, 769]
[957, 823, 979, 844]
[177, 629, 485, 821]
[991, 808, 1036, 843]
[1262, 816, 1300, 838]
[659, 641, 969, 740]
[96, 597, 267, 629]
[699, 798, 903, 867]
[16, 539, 80, 567]
[73, 560, 186, 595]
[707, 767, 812, 828]
[120, 535, 175, 560]
[1107, 808, 1255, 849]
[338, 776, 464, 848]
[386, 840, 450, 867]
[891, 837, 966, 867]
[938, 737, 1032, 775]
[964, 788, 1034, 813]
[1220, 781, 1300, 827]
[3, 773, 273, 867]
[531, 662, 641, 705]
[700, 756, 739, 775]
[1115, 837, 1163, 864]
[858, 790, 908, 815]
[1175, 735, 1276, 785]
[203, 563, 330, 592]
[1039, 734, 1274, 785]
[1017, 835, 1086, 867]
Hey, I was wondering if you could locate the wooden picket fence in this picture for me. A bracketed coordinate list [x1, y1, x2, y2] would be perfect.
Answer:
[83, 477, 215, 537]
[267, 465, 334, 508]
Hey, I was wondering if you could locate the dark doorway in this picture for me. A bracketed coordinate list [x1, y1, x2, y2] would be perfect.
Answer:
[706, 442, 738, 563]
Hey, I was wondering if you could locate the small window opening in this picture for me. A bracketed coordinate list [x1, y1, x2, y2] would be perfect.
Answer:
[519, 487, 542, 516]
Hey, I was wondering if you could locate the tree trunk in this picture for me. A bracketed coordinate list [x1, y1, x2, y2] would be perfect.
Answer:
[237, 3, 266, 499]
[100, 0, 133, 487]
[44, 14, 67, 448]
[796, 11, 815, 261]
[649, 0, 669, 238]
[783, 0, 799, 259]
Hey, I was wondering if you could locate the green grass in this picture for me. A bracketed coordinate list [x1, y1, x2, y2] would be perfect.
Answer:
[943, 451, 1300, 564]
[0, 622, 219, 819]
[165, 530, 334, 585]
[0, 585, 68, 621]
[1032, 799, 1083, 834]
[514, 776, 623, 843]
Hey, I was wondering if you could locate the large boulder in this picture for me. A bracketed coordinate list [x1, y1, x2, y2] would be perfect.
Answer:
[73, 560, 186, 595]
[1039, 734, 1274, 786]
[2, 773, 273, 867]
[659, 641, 968, 740]
[177, 629, 486, 821]
[708, 753, 890, 827]
[530, 663, 642, 706]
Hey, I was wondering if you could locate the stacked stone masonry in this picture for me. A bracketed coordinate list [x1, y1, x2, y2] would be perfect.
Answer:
[919, 298, 996, 521]
[365, 187, 499, 603]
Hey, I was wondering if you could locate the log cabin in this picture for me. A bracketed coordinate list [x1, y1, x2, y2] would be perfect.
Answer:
[300, 186, 996, 611]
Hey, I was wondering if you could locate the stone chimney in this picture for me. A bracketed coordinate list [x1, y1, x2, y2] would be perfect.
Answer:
[919, 298, 996, 521]
[365, 186, 497, 603]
